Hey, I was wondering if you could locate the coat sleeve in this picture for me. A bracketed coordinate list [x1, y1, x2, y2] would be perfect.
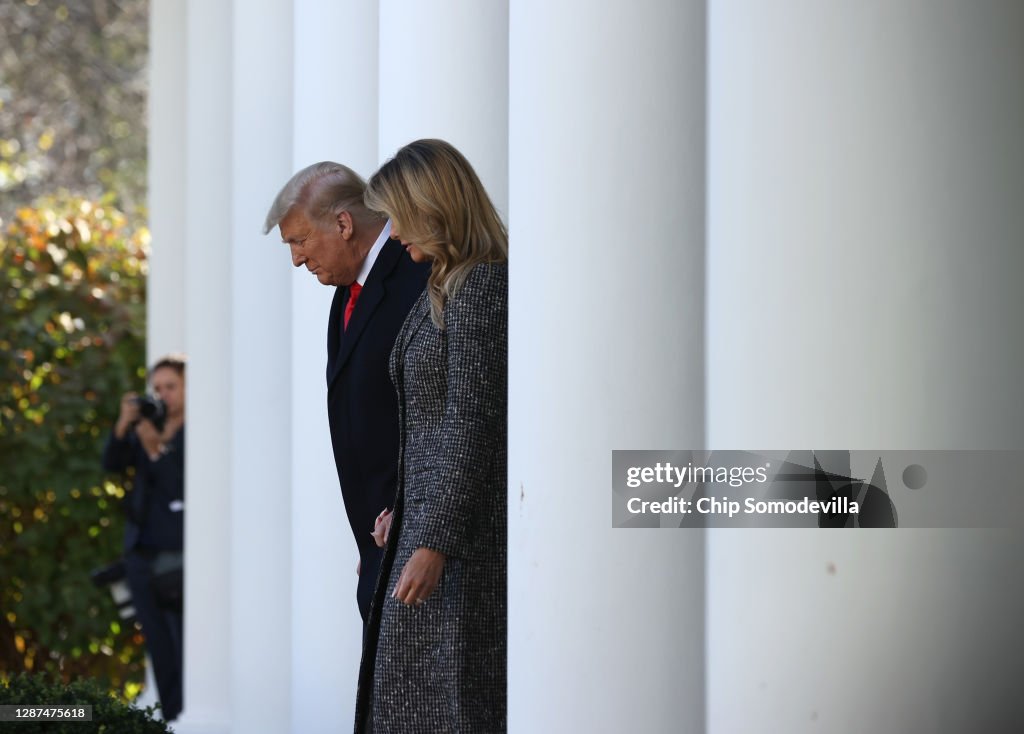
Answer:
[413, 264, 507, 560]
[102, 430, 136, 473]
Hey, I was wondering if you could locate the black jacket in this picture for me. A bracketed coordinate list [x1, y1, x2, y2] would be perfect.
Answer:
[326, 238, 429, 621]
[102, 426, 185, 552]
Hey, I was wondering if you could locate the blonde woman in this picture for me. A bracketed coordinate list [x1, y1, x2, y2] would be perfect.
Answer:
[354, 139, 508, 733]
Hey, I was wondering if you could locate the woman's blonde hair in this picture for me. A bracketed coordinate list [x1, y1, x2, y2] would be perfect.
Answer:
[365, 139, 507, 328]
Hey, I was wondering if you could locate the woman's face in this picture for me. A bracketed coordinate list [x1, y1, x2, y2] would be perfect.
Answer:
[390, 222, 430, 263]
[151, 367, 185, 419]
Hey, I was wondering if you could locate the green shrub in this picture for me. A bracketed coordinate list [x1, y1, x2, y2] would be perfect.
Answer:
[0, 197, 148, 697]
[0, 672, 172, 732]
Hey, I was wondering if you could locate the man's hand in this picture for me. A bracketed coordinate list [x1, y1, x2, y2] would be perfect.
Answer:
[372, 508, 393, 548]
[392, 547, 446, 606]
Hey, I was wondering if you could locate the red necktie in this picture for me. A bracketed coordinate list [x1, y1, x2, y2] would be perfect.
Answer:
[344, 282, 362, 330]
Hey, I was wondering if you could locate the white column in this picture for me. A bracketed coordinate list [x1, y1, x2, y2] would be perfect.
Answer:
[707, 2, 1024, 732]
[228, 1, 295, 733]
[289, 2, 379, 732]
[378, 0, 508, 215]
[508, 2, 706, 732]
[147, 0, 186, 360]
[177, 0, 296, 732]
[180, 0, 233, 731]
[145, 8, 186, 720]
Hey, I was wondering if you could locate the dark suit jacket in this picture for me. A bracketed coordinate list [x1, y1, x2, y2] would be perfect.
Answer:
[327, 237, 428, 622]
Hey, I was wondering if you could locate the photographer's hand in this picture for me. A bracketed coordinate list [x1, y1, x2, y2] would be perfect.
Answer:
[114, 392, 140, 439]
[134, 418, 164, 461]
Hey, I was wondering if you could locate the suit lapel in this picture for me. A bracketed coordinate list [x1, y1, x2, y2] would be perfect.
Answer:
[326, 285, 345, 382]
[328, 240, 403, 387]
[397, 291, 431, 364]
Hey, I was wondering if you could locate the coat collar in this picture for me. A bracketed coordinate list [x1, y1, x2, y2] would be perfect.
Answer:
[328, 239, 404, 386]
[396, 290, 432, 364]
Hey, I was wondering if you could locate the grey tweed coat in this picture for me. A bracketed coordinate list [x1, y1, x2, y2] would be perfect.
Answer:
[354, 263, 508, 734]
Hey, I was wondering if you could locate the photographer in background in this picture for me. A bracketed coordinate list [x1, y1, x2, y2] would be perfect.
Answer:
[102, 354, 185, 722]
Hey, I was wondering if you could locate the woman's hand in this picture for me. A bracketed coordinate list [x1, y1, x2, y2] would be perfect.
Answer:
[371, 508, 393, 548]
[114, 392, 140, 438]
[134, 418, 164, 461]
[393, 547, 446, 606]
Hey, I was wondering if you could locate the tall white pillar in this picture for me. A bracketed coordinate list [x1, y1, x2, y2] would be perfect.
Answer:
[377, 0, 508, 215]
[180, 0, 233, 731]
[147, 0, 186, 361]
[707, 2, 1024, 732]
[289, 2, 380, 731]
[228, 1, 295, 733]
[178, 0, 296, 732]
[508, 2, 706, 732]
[144, 1, 187, 716]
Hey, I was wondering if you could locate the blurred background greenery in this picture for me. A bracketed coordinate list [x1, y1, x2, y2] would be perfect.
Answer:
[1, 0, 151, 699]
[0, 0, 148, 221]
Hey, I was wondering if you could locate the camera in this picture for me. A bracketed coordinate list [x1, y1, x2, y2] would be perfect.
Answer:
[134, 394, 167, 431]
[91, 560, 136, 621]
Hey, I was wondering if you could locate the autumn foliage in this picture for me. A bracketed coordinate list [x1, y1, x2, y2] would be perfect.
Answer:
[0, 198, 148, 698]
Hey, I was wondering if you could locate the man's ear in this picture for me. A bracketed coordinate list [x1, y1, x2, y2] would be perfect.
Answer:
[336, 210, 354, 241]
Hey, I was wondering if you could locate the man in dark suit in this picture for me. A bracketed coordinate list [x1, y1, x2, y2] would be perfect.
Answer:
[263, 162, 428, 622]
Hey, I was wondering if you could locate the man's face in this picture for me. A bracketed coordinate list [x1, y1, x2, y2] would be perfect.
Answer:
[279, 207, 362, 286]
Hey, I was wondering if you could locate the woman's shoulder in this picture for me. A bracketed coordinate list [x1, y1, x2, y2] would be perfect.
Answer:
[460, 261, 508, 293]
[445, 261, 507, 322]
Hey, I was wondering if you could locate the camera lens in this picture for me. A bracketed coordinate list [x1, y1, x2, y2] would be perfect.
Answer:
[133, 395, 167, 430]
